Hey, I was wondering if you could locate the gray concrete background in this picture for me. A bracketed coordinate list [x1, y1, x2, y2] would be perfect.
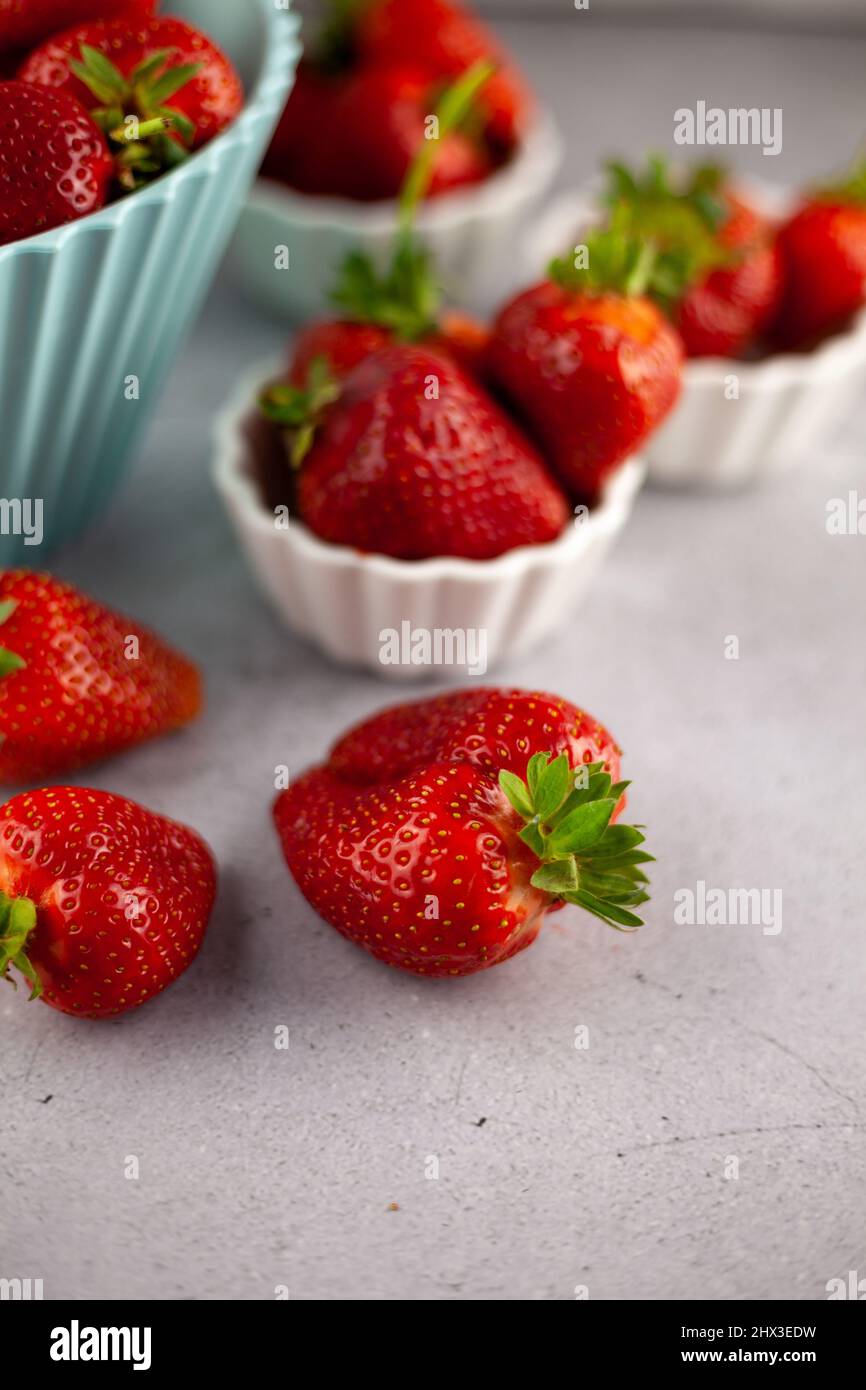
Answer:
[3, 17, 866, 1301]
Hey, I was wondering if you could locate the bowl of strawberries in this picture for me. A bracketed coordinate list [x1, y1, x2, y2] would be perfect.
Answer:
[527, 154, 866, 488]
[230, 0, 562, 324]
[0, 0, 301, 564]
[214, 136, 683, 678]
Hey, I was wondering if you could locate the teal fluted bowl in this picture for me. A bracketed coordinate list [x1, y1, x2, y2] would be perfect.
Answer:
[0, 0, 300, 563]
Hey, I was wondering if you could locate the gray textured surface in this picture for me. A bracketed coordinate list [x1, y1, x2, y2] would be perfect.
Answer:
[3, 18, 866, 1302]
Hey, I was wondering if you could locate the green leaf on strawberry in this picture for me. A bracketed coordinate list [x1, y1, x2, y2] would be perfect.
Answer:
[259, 356, 343, 466]
[0, 600, 26, 681]
[69, 42, 203, 189]
[499, 752, 653, 932]
[596, 155, 736, 311]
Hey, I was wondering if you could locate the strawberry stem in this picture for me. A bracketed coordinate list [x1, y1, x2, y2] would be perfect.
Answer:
[329, 60, 495, 340]
[499, 752, 653, 931]
[69, 41, 203, 190]
[0, 891, 42, 1000]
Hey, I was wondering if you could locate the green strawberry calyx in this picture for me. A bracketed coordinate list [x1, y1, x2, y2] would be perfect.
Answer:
[0, 598, 26, 681]
[499, 751, 653, 932]
[328, 59, 496, 340]
[549, 210, 659, 299]
[0, 891, 42, 1001]
[258, 356, 343, 467]
[70, 43, 204, 190]
[591, 155, 737, 311]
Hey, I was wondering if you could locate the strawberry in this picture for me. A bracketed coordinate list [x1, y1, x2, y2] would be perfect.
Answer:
[0, 785, 216, 1018]
[333, 62, 491, 203]
[603, 158, 783, 358]
[487, 218, 683, 500]
[0, 80, 112, 246]
[0, 0, 155, 54]
[285, 64, 493, 392]
[260, 61, 351, 198]
[355, 0, 533, 156]
[274, 688, 651, 977]
[0, 570, 202, 782]
[18, 15, 243, 188]
[770, 158, 866, 348]
[262, 342, 568, 560]
[262, 0, 528, 199]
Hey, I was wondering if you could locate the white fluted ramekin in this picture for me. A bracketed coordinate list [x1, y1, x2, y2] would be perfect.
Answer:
[0, 0, 300, 564]
[524, 187, 866, 490]
[213, 357, 644, 679]
[230, 111, 562, 323]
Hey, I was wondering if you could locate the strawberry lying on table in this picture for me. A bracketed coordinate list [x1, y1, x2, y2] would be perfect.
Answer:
[0, 785, 216, 1017]
[262, 0, 532, 200]
[770, 155, 866, 349]
[0, 570, 202, 781]
[274, 688, 652, 977]
[602, 157, 783, 359]
[487, 215, 684, 501]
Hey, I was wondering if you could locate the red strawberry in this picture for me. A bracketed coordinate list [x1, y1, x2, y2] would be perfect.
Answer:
[18, 15, 243, 187]
[333, 63, 490, 203]
[261, 342, 569, 561]
[284, 66, 494, 391]
[0, 0, 154, 54]
[0, 80, 112, 246]
[770, 161, 866, 348]
[290, 313, 490, 388]
[261, 61, 351, 198]
[0, 570, 202, 782]
[603, 159, 783, 358]
[0, 785, 216, 1018]
[488, 221, 683, 500]
[356, 0, 533, 156]
[274, 688, 651, 977]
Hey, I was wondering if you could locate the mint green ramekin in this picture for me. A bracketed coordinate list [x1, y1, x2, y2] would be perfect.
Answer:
[0, 0, 301, 563]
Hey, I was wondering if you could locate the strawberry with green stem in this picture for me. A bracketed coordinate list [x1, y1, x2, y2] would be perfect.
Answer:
[604, 156, 783, 358]
[487, 208, 684, 501]
[261, 60, 496, 462]
[18, 15, 243, 189]
[274, 688, 651, 977]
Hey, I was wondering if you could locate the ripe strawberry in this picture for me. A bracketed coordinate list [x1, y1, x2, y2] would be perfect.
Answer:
[770, 160, 866, 348]
[0, 80, 112, 246]
[487, 219, 683, 500]
[0, 570, 202, 782]
[18, 15, 243, 187]
[284, 64, 493, 390]
[0, 785, 216, 1018]
[274, 688, 651, 977]
[261, 342, 569, 560]
[603, 159, 783, 358]
[355, 0, 533, 156]
[0, 0, 154, 54]
[334, 63, 490, 203]
[261, 61, 351, 198]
